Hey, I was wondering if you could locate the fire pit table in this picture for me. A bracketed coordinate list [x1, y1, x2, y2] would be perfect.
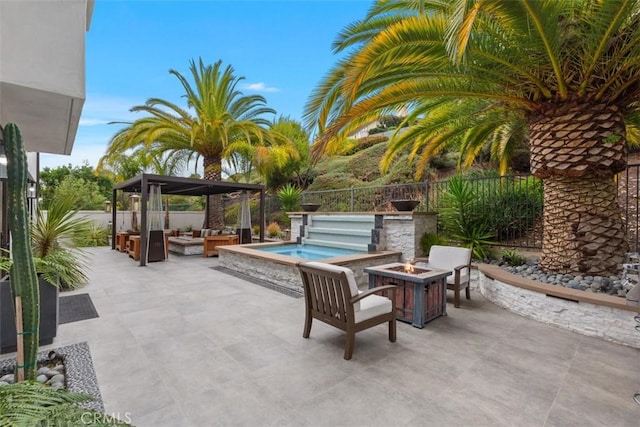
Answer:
[365, 262, 451, 328]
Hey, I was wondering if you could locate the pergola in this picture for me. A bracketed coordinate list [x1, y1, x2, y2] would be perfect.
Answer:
[112, 173, 265, 266]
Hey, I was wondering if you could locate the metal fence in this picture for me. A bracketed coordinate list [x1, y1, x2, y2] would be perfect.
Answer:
[301, 182, 428, 212]
[619, 163, 640, 252]
[297, 166, 640, 251]
[302, 176, 545, 248]
[426, 175, 544, 248]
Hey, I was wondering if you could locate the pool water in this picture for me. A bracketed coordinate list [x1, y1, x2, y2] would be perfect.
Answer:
[256, 244, 365, 260]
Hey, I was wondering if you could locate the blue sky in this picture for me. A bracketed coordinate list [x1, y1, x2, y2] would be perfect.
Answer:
[41, 0, 372, 170]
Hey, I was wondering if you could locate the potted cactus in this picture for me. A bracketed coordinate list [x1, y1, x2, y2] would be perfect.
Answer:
[0, 124, 88, 359]
[0, 195, 90, 354]
[0, 123, 40, 378]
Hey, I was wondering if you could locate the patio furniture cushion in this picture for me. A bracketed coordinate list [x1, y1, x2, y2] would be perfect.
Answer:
[418, 245, 472, 308]
[355, 293, 393, 323]
[298, 261, 397, 360]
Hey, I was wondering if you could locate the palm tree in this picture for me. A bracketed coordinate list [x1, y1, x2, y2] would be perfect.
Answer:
[225, 117, 302, 188]
[305, 0, 640, 276]
[103, 58, 275, 228]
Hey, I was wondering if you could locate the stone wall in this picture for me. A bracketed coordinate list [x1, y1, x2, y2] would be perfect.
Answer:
[219, 250, 303, 294]
[478, 271, 640, 349]
[382, 213, 437, 260]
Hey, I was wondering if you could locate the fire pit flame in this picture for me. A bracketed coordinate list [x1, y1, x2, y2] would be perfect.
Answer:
[404, 261, 414, 273]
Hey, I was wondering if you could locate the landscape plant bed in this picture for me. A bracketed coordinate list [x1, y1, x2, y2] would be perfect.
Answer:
[496, 259, 635, 298]
[0, 342, 104, 411]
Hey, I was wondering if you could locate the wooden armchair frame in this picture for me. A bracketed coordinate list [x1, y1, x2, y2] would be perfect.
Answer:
[298, 262, 397, 360]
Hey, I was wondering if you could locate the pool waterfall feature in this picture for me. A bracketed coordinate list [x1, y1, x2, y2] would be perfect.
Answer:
[218, 212, 437, 294]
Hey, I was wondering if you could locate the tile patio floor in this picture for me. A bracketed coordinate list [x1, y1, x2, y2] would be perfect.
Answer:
[5, 246, 639, 426]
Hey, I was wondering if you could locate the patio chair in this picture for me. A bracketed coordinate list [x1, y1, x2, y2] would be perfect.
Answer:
[419, 245, 472, 308]
[298, 261, 397, 360]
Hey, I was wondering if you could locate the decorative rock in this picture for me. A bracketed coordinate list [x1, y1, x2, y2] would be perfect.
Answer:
[501, 259, 630, 298]
[48, 374, 65, 385]
[50, 381, 64, 389]
[37, 375, 47, 383]
[0, 374, 14, 383]
[0, 381, 8, 386]
[38, 367, 49, 375]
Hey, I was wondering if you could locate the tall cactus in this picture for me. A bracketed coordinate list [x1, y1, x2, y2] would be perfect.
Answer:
[2, 123, 39, 381]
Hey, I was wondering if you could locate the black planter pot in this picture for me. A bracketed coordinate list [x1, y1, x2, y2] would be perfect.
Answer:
[391, 199, 420, 211]
[0, 277, 59, 354]
[301, 203, 321, 212]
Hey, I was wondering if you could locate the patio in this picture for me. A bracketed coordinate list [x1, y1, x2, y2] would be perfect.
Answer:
[10, 247, 640, 426]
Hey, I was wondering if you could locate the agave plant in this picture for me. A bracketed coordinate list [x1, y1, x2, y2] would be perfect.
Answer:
[277, 183, 302, 212]
[438, 175, 496, 260]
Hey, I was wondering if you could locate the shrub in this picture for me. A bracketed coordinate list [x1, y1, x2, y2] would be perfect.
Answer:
[437, 175, 496, 260]
[73, 222, 110, 247]
[437, 174, 543, 256]
[266, 222, 282, 238]
[342, 134, 388, 155]
[419, 233, 447, 255]
[501, 248, 527, 266]
[252, 225, 260, 236]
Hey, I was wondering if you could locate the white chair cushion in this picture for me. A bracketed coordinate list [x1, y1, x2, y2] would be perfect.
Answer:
[354, 293, 392, 323]
[427, 245, 471, 271]
[446, 273, 469, 285]
[301, 262, 360, 298]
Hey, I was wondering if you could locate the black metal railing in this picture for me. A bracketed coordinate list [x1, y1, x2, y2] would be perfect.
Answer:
[619, 163, 640, 252]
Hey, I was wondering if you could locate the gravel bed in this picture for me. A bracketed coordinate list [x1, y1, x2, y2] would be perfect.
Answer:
[498, 259, 636, 298]
[0, 342, 103, 412]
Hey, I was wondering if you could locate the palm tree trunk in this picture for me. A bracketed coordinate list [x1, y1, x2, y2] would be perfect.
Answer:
[203, 156, 224, 229]
[541, 175, 626, 275]
[529, 102, 628, 275]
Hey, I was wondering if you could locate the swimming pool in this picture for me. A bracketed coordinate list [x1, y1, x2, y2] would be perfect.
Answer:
[255, 244, 364, 260]
[218, 242, 401, 295]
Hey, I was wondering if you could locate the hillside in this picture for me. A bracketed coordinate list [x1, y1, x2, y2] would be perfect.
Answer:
[306, 138, 460, 191]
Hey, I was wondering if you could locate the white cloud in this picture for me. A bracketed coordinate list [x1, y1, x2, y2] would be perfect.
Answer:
[78, 118, 111, 126]
[241, 82, 280, 93]
[79, 94, 145, 127]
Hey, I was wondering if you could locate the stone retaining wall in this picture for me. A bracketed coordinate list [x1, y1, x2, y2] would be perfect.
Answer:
[478, 268, 640, 349]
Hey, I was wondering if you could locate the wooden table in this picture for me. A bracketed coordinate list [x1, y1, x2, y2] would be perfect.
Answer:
[365, 262, 451, 328]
